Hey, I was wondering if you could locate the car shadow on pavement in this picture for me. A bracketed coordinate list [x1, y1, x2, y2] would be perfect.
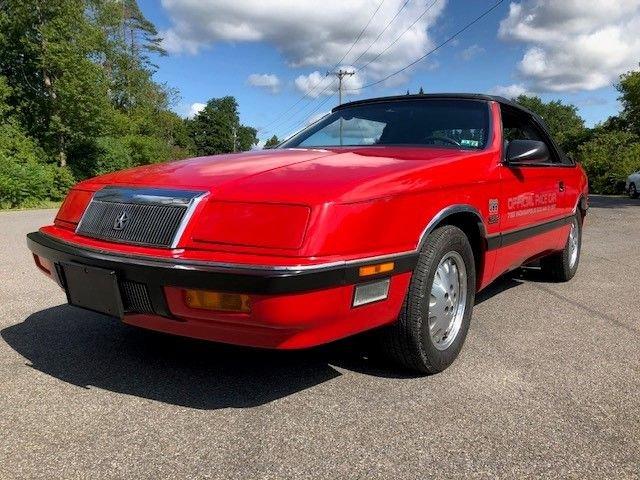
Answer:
[2, 268, 543, 409]
[1, 305, 418, 410]
[475, 266, 551, 305]
[475, 275, 523, 305]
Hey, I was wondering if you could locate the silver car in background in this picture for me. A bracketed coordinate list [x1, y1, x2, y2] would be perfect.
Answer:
[627, 171, 640, 198]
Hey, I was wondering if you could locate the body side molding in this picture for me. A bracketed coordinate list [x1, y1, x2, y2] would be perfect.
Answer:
[487, 215, 575, 250]
[417, 204, 488, 250]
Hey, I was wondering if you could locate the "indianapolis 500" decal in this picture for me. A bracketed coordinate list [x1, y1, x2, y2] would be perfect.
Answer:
[507, 192, 557, 219]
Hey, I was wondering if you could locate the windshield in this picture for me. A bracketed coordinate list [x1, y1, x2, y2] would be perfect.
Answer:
[281, 99, 490, 149]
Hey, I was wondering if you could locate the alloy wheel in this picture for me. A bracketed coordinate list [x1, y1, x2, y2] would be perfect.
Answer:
[568, 220, 579, 269]
[428, 251, 467, 351]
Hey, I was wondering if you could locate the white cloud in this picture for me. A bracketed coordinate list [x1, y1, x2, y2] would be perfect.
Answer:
[498, 0, 640, 92]
[161, 29, 202, 55]
[488, 84, 528, 99]
[160, 0, 447, 81]
[187, 102, 206, 118]
[294, 67, 363, 98]
[247, 73, 281, 93]
[458, 44, 485, 61]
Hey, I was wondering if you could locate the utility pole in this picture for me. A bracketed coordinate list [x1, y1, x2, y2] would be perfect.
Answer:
[326, 69, 356, 105]
[326, 69, 355, 145]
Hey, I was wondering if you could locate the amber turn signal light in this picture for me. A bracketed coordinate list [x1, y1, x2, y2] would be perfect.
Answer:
[184, 289, 251, 313]
[358, 262, 394, 277]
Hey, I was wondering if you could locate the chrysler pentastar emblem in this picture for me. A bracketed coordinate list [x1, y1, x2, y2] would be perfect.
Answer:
[113, 211, 130, 231]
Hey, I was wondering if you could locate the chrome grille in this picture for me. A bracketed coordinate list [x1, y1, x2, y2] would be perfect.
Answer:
[119, 280, 154, 314]
[77, 200, 186, 246]
[76, 187, 205, 248]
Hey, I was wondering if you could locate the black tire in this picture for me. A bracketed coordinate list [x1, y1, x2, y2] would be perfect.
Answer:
[629, 183, 638, 199]
[380, 225, 476, 374]
[540, 213, 582, 282]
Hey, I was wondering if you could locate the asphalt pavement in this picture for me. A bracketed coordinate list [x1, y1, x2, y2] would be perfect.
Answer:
[0, 196, 638, 479]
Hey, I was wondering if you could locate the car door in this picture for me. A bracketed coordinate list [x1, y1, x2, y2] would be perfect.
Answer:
[494, 106, 567, 274]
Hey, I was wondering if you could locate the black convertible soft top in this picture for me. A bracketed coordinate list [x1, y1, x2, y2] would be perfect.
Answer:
[334, 93, 540, 122]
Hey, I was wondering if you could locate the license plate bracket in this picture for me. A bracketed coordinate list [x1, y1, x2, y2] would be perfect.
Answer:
[61, 263, 124, 319]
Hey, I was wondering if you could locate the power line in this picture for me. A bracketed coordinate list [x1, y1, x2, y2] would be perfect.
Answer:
[349, 0, 412, 68]
[277, 0, 505, 138]
[333, 0, 386, 70]
[259, 78, 338, 137]
[263, 0, 439, 136]
[271, 0, 506, 138]
[269, 0, 412, 130]
[278, 93, 337, 141]
[301, 0, 384, 101]
[257, 0, 385, 133]
[348, 0, 505, 91]
[267, 79, 338, 138]
[357, 0, 440, 73]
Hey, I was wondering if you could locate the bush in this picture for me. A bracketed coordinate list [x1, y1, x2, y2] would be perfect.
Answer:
[68, 136, 133, 179]
[49, 165, 76, 200]
[69, 134, 174, 181]
[578, 131, 640, 194]
[0, 162, 75, 208]
[125, 134, 172, 166]
[0, 121, 73, 208]
[0, 159, 52, 208]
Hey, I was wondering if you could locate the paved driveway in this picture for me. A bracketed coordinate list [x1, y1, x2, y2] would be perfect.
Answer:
[0, 196, 638, 479]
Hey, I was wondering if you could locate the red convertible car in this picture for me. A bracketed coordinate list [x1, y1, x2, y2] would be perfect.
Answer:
[27, 94, 588, 373]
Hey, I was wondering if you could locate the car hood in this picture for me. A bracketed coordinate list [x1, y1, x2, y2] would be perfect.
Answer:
[214, 147, 480, 203]
[84, 149, 335, 189]
[82, 147, 475, 204]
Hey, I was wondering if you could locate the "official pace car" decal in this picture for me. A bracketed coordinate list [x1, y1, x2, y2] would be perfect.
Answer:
[507, 192, 557, 219]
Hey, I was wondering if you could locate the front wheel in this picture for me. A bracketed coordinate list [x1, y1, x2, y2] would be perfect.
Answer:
[540, 213, 582, 282]
[629, 183, 638, 199]
[380, 225, 476, 374]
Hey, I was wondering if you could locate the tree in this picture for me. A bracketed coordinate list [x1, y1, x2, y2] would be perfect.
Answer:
[237, 125, 258, 152]
[188, 96, 258, 155]
[578, 130, 640, 194]
[264, 135, 280, 148]
[0, 0, 199, 207]
[514, 95, 587, 154]
[0, 0, 114, 166]
[0, 76, 74, 207]
[120, 0, 166, 63]
[87, 0, 167, 111]
[617, 66, 640, 135]
[0, 76, 46, 170]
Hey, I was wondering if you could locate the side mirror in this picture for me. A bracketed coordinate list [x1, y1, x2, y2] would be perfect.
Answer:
[505, 139, 550, 166]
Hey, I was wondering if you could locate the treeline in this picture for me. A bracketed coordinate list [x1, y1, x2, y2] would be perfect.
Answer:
[0, 0, 256, 208]
[1, 1, 638, 208]
[514, 67, 640, 194]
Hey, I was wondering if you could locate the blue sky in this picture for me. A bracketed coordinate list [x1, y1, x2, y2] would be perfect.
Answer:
[139, 0, 638, 143]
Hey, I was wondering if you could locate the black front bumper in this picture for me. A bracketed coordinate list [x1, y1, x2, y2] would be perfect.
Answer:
[27, 232, 418, 302]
